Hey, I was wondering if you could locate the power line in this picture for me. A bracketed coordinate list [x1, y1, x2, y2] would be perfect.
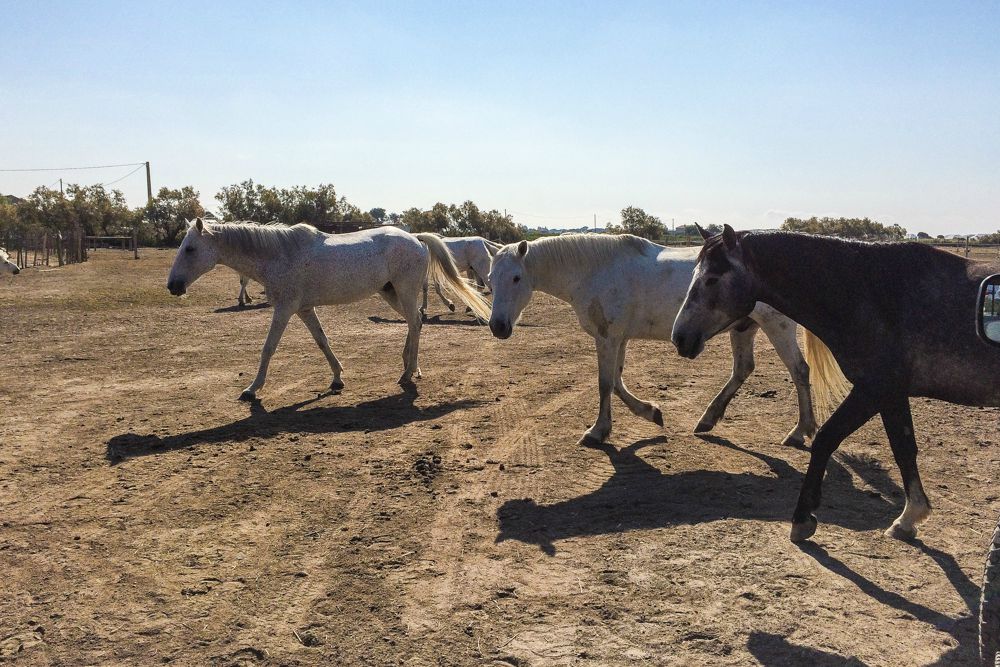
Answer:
[508, 210, 592, 221]
[99, 164, 146, 187]
[0, 161, 146, 173]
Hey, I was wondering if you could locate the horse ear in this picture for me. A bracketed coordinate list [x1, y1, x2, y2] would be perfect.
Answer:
[722, 224, 739, 251]
[516, 240, 528, 257]
[694, 222, 712, 241]
[195, 218, 204, 233]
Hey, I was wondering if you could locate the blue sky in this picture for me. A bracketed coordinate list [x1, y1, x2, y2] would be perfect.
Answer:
[1, 1, 997, 234]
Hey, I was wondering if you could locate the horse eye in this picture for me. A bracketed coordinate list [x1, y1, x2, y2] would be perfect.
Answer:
[705, 277, 718, 286]
[513, 275, 520, 283]
[185, 246, 195, 254]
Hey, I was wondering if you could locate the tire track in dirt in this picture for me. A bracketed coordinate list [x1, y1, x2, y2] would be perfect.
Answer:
[391, 381, 588, 659]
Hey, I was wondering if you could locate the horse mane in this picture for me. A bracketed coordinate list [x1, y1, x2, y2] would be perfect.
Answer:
[699, 229, 966, 273]
[523, 233, 653, 270]
[205, 221, 323, 257]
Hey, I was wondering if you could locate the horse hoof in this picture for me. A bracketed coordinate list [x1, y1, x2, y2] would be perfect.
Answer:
[448, 303, 456, 312]
[693, 420, 714, 434]
[789, 516, 818, 542]
[330, 379, 345, 391]
[884, 522, 917, 541]
[238, 390, 257, 402]
[465, 306, 473, 314]
[577, 434, 604, 448]
[652, 407, 664, 427]
[781, 433, 807, 449]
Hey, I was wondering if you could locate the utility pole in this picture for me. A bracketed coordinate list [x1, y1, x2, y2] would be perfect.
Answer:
[59, 178, 63, 194]
[137, 161, 152, 260]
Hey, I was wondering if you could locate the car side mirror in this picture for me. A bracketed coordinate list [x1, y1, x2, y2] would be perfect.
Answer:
[977, 274, 1000, 346]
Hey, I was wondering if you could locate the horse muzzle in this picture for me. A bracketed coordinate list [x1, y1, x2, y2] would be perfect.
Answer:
[672, 331, 704, 359]
[489, 317, 513, 340]
[167, 279, 187, 296]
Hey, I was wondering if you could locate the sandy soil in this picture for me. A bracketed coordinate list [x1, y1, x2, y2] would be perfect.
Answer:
[1, 250, 998, 666]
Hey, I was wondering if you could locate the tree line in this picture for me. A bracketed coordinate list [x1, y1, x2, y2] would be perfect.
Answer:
[780, 216, 908, 241]
[604, 211, 913, 243]
[0, 180, 527, 247]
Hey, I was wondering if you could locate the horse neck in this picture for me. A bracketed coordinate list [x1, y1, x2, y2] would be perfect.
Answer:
[212, 233, 270, 285]
[744, 234, 857, 343]
[525, 245, 590, 303]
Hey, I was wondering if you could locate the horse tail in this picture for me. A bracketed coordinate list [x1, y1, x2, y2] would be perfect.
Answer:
[483, 240, 504, 257]
[414, 233, 492, 320]
[804, 329, 851, 417]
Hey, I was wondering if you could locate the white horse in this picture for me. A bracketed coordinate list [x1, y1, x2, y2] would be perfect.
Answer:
[0, 248, 20, 275]
[488, 233, 817, 447]
[167, 219, 491, 400]
[421, 235, 501, 317]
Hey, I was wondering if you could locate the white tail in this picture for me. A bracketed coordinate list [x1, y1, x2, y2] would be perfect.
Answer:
[415, 233, 492, 320]
[804, 329, 852, 417]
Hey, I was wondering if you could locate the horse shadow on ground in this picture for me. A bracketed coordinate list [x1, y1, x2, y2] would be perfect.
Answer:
[493, 432, 980, 663]
[106, 390, 484, 464]
[747, 632, 868, 666]
[496, 434, 905, 556]
[797, 541, 980, 665]
[213, 302, 271, 313]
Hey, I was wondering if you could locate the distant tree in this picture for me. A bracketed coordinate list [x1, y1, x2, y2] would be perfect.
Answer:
[65, 184, 133, 236]
[145, 186, 205, 246]
[978, 230, 1000, 244]
[608, 206, 666, 240]
[781, 216, 906, 241]
[215, 180, 282, 223]
[917, 231, 931, 239]
[369, 207, 387, 224]
[0, 196, 17, 237]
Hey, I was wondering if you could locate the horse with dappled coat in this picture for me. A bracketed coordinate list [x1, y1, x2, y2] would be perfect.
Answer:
[672, 224, 1000, 542]
[167, 219, 490, 399]
[487, 232, 817, 447]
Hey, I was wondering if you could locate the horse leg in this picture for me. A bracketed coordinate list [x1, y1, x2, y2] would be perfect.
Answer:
[298, 307, 345, 391]
[880, 396, 931, 539]
[579, 338, 617, 447]
[435, 280, 455, 312]
[238, 276, 252, 307]
[790, 387, 880, 541]
[397, 285, 424, 384]
[421, 279, 429, 320]
[758, 318, 818, 447]
[695, 322, 758, 433]
[613, 339, 663, 427]
[240, 306, 295, 401]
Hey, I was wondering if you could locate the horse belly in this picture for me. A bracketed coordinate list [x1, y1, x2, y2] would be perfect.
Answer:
[911, 354, 1000, 407]
[301, 262, 386, 306]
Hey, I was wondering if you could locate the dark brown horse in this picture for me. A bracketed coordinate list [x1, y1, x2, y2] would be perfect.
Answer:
[672, 225, 1000, 542]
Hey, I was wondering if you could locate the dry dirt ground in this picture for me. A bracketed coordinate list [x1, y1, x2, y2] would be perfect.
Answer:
[1, 250, 998, 667]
